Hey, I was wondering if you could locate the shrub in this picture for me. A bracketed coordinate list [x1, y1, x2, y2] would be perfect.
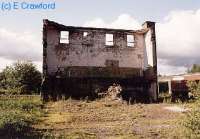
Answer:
[0, 96, 43, 136]
[0, 111, 31, 135]
[186, 81, 200, 100]
[182, 106, 200, 138]
[182, 81, 200, 137]
[0, 61, 42, 95]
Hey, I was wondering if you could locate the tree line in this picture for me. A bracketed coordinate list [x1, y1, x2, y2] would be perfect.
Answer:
[0, 61, 42, 95]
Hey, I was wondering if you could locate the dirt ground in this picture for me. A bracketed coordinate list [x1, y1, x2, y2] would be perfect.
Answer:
[34, 99, 186, 139]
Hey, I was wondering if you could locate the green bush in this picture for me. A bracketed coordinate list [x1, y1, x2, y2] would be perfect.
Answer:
[0, 88, 22, 95]
[0, 97, 42, 110]
[0, 61, 42, 95]
[181, 81, 200, 137]
[0, 96, 43, 136]
[0, 111, 31, 135]
[187, 81, 200, 99]
[182, 106, 200, 138]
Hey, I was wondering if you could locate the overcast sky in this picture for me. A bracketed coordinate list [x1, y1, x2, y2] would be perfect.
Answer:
[0, 0, 200, 75]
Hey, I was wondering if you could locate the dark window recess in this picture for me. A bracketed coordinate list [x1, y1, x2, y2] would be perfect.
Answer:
[82, 31, 93, 46]
[105, 60, 119, 67]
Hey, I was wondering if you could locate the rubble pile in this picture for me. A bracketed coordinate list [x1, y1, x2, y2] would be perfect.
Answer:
[105, 84, 122, 100]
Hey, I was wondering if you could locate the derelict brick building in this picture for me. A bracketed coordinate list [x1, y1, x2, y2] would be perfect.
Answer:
[42, 19, 158, 102]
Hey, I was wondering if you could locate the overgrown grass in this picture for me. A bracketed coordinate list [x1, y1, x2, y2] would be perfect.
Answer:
[34, 98, 185, 139]
[0, 95, 43, 137]
[1, 94, 199, 138]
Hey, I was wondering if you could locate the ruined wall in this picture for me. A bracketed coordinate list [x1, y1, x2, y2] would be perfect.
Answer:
[44, 22, 148, 78]
[143, 21, 158, 101]
[42, 20, 158, 102]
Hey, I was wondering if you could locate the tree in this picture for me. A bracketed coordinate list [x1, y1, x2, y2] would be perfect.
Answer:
[188, 64, 200, 73]
[0, 61, 42, 94]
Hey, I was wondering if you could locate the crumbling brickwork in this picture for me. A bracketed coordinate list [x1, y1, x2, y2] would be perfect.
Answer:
[42, 19, 158, 102]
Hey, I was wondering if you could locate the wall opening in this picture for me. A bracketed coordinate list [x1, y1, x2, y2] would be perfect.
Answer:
[83, 32, 88, 37]
[127, 35, 135, 47]
[60, 31, 69, 44]
[105, 34, 114, 46]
